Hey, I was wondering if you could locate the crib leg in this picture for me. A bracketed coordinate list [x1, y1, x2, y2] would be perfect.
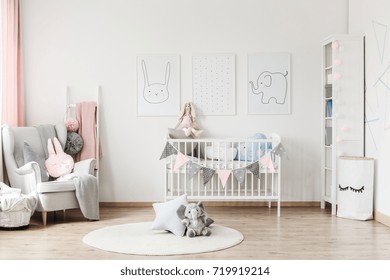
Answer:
[268, 201, 271, 208]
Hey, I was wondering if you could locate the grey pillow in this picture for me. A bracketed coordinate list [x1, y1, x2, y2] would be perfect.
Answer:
[168, 128, 193, 139]
[168, 128, 197, 155]
[65, 132, 84, 155]
[23, 141, 49, 182]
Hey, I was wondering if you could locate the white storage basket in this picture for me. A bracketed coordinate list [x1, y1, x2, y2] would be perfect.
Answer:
[337, 156, 374, 220]
[0, 183, 37, 229]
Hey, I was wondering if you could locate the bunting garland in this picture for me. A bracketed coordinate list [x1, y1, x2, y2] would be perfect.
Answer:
[246, 161, 260, 178]
[271, 143, 288, 159]
[217, 169, 232, 188]
[202, 167, 216, 186]
[160, 141, 287, 186]
[173, 152, 189, 171]
[187, 161, 202, 180]
[233, 168, 246, 184]
[259, 153, 275, 172]
[159, 142, 178, 160]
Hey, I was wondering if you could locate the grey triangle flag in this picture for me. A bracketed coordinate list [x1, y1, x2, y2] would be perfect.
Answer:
[233, 168, 246, 184]
[202, 167, 216, 186]
[159, 142, 178, 160]
[188, 161, 202, 180]
[246, 162, 260, 178]
[271, 143, 288, 159]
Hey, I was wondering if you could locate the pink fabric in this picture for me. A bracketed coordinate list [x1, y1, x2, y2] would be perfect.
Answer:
[75, 101, 98, 162]
[217, 170, 232, 189]
[174, 152, 189, 172]
[180, 115, 192, 128]
[259, 154, 275, 172]
[1, 0, 24, 127]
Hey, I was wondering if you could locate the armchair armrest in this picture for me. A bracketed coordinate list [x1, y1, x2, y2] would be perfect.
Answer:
[15, 161, 41, 193]
[15, 161, 41, 177]
[73, 158, 96, 175]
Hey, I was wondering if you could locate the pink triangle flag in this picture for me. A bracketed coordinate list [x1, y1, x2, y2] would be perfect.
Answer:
[217, 169, 232, 188]
[259, 153, 275, 172]
[174, 152, 189, 171]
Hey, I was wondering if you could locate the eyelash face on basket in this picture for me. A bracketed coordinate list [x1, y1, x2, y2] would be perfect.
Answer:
[350, 186, 365, 193]
[339, 184, 349, 191]
[338, 185, 365, 193]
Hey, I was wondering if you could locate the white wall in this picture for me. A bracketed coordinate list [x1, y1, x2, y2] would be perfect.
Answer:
[21, 0, 348, 202]
[349, 0, 390, 216]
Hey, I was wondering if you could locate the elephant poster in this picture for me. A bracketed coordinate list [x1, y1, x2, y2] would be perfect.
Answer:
[247, 53, 291, 114]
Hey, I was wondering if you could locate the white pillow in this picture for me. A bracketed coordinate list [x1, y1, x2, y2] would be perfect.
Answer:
[151, 194, 188, 237]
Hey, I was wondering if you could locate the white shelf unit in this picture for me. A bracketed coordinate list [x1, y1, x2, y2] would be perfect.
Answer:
[320, 35, 365, 215]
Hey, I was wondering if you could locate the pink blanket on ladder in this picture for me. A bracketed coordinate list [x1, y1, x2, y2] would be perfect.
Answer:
[76, 101, 98, 162]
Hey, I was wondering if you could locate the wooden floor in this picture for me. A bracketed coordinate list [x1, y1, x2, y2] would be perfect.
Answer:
[1, 206, 390, 260]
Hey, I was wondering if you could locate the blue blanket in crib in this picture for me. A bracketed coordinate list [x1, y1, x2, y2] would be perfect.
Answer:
[235, 133, 273, 162]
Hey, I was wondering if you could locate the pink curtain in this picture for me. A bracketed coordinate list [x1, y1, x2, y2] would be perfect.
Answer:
[1, 0, 24, 127]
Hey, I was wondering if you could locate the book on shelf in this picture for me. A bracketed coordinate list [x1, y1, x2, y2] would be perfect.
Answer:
[325, 126, 332, 146]
[326, 100, 333, 117]
[325, 84, 332, 97]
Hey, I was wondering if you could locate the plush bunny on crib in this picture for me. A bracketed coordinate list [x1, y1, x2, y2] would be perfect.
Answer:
[45, 137, 74, 178]
[176, 201, 214, 237]
[174, 102, 203, 138]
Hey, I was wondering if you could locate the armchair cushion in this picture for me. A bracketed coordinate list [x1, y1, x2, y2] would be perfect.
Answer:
[37, 180, 76, 193]
[23, 141, 49, 182]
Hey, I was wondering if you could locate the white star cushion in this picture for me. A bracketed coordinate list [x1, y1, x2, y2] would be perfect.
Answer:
[151, 194, 188, 236]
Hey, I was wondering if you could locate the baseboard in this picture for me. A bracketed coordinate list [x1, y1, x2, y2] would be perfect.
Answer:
[100, 201, 320, 207]
[374, 210, 390, 228]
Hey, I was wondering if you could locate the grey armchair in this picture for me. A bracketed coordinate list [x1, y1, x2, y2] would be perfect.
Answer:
[2, 124, 96, 225]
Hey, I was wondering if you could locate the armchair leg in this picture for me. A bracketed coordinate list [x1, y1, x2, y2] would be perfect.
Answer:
[42, 212, 47, 226]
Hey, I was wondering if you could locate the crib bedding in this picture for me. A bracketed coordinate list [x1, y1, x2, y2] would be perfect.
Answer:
[205, 145, 237, 161]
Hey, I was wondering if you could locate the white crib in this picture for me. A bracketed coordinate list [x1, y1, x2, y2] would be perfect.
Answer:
[163, 133, 283, 216]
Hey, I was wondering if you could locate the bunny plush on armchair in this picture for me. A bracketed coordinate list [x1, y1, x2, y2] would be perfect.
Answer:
[45, 137, 74, 178]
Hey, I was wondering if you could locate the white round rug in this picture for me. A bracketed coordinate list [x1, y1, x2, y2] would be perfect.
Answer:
[83, 222, 243, 256]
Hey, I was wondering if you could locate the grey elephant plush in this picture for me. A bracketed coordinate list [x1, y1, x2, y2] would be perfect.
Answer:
[176, 201, 214, 238]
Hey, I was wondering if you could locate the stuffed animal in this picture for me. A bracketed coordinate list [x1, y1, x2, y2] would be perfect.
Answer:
[174, 102, 203, 138]
[236, 133, 273, 162]
[45, 137, 74, 178]
[176, 201, 214, 238]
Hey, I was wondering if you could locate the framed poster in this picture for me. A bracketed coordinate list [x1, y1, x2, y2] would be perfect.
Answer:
[137, 54, 180, 116]
[192, 54, 235, 115]
[247, 53, 291, 114]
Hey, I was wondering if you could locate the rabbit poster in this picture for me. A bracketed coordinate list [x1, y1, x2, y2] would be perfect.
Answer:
[137, 55, 180, 116]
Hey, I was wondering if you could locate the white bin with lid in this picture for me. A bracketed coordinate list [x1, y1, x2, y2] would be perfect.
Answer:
[337, 156, 374, 220]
